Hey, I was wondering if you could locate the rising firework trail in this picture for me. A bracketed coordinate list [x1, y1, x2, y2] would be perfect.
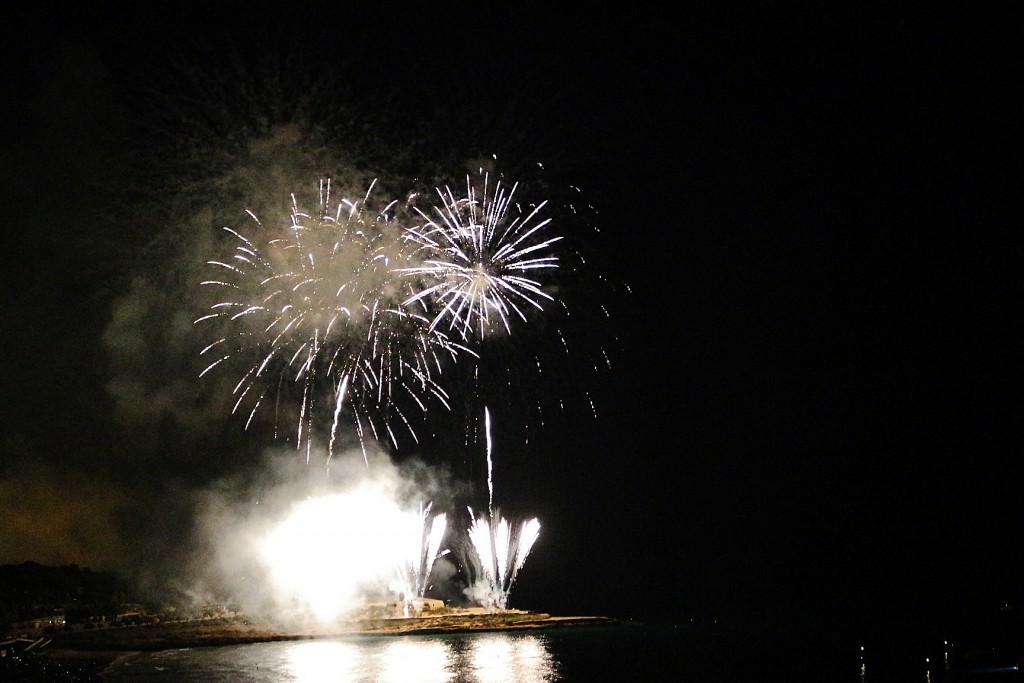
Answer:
[195, 179, 466, 464]
[485, 406, 495, 516]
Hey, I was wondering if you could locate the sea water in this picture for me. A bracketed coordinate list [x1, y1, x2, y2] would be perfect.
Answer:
[99, 622, 968, 683]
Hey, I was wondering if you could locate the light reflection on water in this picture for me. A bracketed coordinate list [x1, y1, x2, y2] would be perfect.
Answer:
[95, 623, 950, 682]
[104, 632, 557, 683]
[286, 641, 362, 683]
[456, 634, 556, 683]
[377, 639, 452, 683]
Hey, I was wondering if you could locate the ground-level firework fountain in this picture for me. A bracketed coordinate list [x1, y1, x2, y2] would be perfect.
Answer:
[253, 430, 541, 621]
[461, 407, 542, 612]
[464, 509, 541, 612]
[391, 503, 448, 617]
[258, 485, 539, 619]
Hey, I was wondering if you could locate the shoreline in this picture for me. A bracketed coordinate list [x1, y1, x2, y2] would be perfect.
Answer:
[39, 612, 619, 661]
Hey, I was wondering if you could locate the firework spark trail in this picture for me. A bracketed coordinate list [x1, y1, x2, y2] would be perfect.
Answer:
[392, 503, 448, 615]
[399, 172, 562, 342]
[196, 180, 466, 464]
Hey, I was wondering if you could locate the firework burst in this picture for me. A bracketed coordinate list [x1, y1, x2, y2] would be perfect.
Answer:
[399, 171, 562, 342]
[196, 180, 465, 464]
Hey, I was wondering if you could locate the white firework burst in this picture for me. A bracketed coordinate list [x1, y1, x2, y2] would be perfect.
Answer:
[399, 171, 562, 342]
[195, 180, 465, 463]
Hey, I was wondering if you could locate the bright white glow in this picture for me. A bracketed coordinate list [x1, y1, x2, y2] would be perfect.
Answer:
[261, 484, 447, 622]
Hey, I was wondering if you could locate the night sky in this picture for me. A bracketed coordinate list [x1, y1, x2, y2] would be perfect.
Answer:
[1, 5, 1019, 635]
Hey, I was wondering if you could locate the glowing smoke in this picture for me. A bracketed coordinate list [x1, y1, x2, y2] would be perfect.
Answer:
[195, 447, 464, 624]
[192, 433, 542, 620]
